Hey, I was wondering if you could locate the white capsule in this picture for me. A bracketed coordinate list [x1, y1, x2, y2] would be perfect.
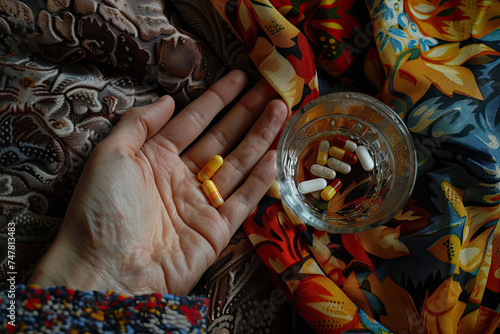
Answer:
[356, 145, 374, 171]
[310, 164, 336, 179]
[298, 178, 327, 194]
[327, 157, 351, 174]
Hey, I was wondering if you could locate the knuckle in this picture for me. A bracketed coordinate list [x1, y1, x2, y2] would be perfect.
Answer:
[183, 105, 206, 131]
[211, 127, 231, 148]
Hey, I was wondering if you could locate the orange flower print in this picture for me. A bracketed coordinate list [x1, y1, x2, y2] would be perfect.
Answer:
[405, 0, 472, 42]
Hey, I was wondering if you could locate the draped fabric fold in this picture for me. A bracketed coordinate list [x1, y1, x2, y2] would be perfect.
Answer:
[211, 0, 321, 112]
[211, 0, 500, 332]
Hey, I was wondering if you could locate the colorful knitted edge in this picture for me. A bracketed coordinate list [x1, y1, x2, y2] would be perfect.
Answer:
[0, 285, 208, 334]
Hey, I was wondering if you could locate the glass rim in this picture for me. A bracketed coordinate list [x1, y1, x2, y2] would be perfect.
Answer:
[277, 92, 417, 233]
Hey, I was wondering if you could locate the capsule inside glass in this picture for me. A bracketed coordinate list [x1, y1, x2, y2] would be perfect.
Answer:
[277, 92, 417, 233]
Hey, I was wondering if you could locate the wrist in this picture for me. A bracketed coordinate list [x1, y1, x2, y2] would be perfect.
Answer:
[28, 235, 121, 293]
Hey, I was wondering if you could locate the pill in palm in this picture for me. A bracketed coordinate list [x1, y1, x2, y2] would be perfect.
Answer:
[327, 157, 351, 174]
[316, 140, 330, 165]
[321, 178, 342, 201]
[328, 146, 358, 165]
[298, 178, 327, 194]
[310, 164, 336, 179]
[356, 146, 374, 171]
[331, 135, 357, 152]
[198, 155, 223, 182]
[202, 180, 224, 208]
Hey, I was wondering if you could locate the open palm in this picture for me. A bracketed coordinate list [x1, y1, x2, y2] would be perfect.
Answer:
[29, 70, 287, 295]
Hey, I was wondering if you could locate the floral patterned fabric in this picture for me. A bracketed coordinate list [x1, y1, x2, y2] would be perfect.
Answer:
[210, 0, 500, 332]
[1, 0, 499, 333]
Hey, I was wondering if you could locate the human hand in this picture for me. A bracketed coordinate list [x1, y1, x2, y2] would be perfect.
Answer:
[28, 70, 287, 296]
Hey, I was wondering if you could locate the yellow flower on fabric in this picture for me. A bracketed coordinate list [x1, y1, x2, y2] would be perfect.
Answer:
[357, 225, 410, 259]
[422, 278, 465, 333]
[428, 234, 461, 265]
[385, 40, 500, 114]
[405, 0, 474, 42]
[426, 181, 499, 296]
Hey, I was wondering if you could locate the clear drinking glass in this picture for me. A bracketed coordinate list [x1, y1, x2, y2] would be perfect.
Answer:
[277, 92, 417, 233]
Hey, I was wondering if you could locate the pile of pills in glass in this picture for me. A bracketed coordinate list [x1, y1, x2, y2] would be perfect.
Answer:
[297, 135, 373, 204]
[199, 155, 224, 208]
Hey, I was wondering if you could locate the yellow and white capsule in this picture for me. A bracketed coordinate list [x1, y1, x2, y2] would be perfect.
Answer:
[316, 140, 330, 165]
[198, 155, 223, 182]
[202, 180, 224, 208]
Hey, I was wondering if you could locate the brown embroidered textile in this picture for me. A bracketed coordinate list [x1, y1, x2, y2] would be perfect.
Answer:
[1, 0, 284, 332]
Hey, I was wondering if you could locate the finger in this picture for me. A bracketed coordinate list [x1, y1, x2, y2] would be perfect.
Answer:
[182, 78, 279, 173]
[99, 95, 175, 154]
[156, 70, 248, 154]
[219, 150, 277, 235]
[211, 99, 287, 198]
